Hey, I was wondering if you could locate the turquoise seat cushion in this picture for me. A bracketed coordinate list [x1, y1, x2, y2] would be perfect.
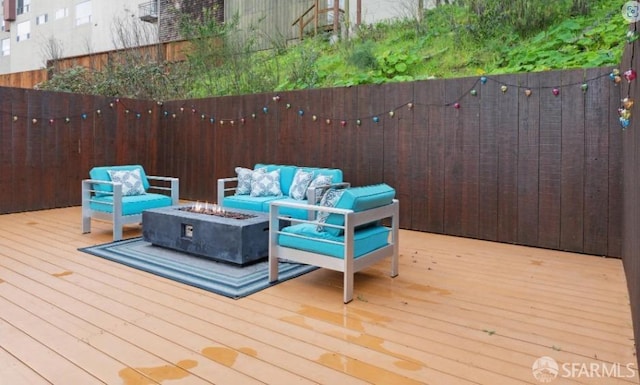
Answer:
[89, 165, 150, 196]
[278, 223, 390, 259]
[222, 194, 282, 212]
[90, 193, 172, 216]
[222, 195, 314, 220]
[322, 183, 396, 236]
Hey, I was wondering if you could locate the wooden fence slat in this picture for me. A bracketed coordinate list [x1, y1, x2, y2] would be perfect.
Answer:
[583, 68, 612, 256]
[26, 90, 45, 210]
[478, 76, 499, 241]
[496, 75, 519, 244]
[560, 70, 586, 252]
[395, 83, 415, 230]
[382, 82, 400, 191]
[357, 84, 385, 184]
[460, 77, 480, 238]
[424, 79, 446, 234]
[608, 70, 624, 257]
[0, 88, 12, 214]
[537, 71, 563, 250]
[410, 80, 429, 231]
[443, 78, 464, 236]
[517, 72, 541, 247]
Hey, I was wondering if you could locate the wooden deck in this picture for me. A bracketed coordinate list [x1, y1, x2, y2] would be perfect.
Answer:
[0, 206, 637, 385]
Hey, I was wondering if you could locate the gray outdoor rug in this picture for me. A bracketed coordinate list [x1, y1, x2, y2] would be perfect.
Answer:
[78, 237, 317, 299]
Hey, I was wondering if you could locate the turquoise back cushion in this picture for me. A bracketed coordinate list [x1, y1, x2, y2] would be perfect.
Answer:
[254, 164, 343, 195]
[89, 165, 150, 196]
[323, 183, 396, 236]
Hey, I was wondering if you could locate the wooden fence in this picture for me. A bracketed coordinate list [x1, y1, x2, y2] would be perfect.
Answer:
[0, 41, 192, 89]
[0, 66, 623, 259]
[621, 28, 640, 361]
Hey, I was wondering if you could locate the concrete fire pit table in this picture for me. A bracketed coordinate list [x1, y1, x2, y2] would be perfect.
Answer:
[142, 203, 270, 265]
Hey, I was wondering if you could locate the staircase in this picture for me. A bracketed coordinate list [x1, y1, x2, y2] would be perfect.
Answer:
[292, 0, 345, 40]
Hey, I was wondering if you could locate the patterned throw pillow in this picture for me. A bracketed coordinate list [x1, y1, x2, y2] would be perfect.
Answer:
[316, 188, 345, 232]
[306, 174, 334, 200]
[250, 169, 283, 197]
[235, 167, 266, 195]
[288, 169, 314, 200]
[107, 169, 146, 196]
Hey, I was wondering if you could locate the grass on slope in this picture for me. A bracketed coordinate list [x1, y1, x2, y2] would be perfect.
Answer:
[265, 0, 629, 92]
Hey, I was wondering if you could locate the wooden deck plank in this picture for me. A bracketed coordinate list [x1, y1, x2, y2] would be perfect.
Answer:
[0, 294, 159, 385]
[255, 277, 633, 383]
[0, 238, 274, 385]
[0, 206, 637, 385]
[0, 318, 105, 385]
[0, 345, 52, 385]
[0, 217, 372, 384]
[266, 251, 633, 360]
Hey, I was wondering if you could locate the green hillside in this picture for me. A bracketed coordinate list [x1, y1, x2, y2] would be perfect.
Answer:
[254, 0, 630, 94]
[39, 0, 631, 100]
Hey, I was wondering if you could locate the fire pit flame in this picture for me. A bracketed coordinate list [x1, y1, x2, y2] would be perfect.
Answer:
[178, 202, 256, 220]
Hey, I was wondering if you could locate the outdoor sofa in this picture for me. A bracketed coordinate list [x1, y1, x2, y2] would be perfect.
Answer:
[217, 163, 349, 220]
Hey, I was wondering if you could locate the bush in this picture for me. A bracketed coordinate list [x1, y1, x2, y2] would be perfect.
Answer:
[348, 40, 378, 70]
[463, 0, 570, 39]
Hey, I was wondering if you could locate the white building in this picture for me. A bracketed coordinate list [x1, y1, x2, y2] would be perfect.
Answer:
[0, 0, 433, 75]
[0, 0, 157, 74]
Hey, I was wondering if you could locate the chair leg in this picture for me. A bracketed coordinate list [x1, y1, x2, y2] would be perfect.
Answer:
[81, 180, 92, 234]
[343, 273, 354, 304]
[113, 214, 123, 241]
[268, 254, 279, 282]
[391, 252, 399, 278]
[82, 215, 91, 234]
[113, 224, 123, 241]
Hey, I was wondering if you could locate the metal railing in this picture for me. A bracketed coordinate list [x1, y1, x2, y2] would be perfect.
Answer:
[138, 1, 158, 22]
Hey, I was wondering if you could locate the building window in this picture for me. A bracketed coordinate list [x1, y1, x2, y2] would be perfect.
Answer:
[16, 20, 29, 42]
[17, 0, 30, 15]
[36, 13, 48, 25]
[75, 1, 91, 26]
[1, 20, 4, 32]
[55, 8, 68, 20]
[1, 38, 9, 56]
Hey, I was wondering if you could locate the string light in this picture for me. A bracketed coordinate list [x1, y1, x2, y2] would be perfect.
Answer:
[0, 69, 622, 129]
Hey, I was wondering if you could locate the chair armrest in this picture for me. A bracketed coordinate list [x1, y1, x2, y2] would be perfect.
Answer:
[218, 177, 239, 205]
[147, 175, 180, 205]
[147, 175, 177, 182]
[307, 181, 351, 204]
[82, 178, 117, 187]
[81, 179, 123, 210]
[82, 179, 118, 196]
[270, 198, 398, 230]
